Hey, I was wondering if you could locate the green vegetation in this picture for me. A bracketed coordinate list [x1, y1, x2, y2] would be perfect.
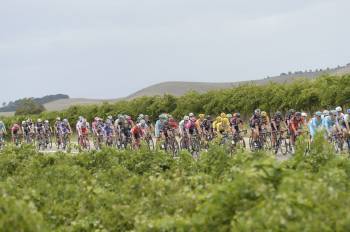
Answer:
[1, 135, 350, 231]
[2, 75, 350, 127]
[0, 94, 68, 113]
[14, 98, 46, 116]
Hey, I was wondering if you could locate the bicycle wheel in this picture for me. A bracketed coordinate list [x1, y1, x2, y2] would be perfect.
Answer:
[146, 136, 155, 151]
[279, 138, 288, 155]
[172, 140, 180, 157]
[263, 134, 272, 150]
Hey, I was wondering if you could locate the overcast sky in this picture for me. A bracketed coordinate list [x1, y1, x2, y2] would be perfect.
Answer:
[1, 0, 350, 103]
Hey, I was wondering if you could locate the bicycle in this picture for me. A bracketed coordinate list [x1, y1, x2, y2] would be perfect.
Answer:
[231, 130, 247, 154]
[272, 130, 289, 155]
[79, 133, 91, 151]
[164, 129, 180, 157]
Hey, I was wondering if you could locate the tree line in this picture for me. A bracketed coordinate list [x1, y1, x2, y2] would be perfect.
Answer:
[1, 74, 350, 128]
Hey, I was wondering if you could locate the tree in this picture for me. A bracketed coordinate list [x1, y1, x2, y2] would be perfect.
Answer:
[15, 98, 45, 115]
[2, 102, 6, 107]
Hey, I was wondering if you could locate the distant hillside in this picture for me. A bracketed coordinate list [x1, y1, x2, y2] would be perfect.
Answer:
[43, 98, 121, 111]
[127, 63, 350, 99]
[0, 94, 69, 112]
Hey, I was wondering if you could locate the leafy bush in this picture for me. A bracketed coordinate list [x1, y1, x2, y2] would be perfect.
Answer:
[0, 137, 350, 231]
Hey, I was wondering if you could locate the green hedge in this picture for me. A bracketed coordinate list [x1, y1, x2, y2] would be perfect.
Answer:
[1, 134, 350, 231]
[2, 74, 350, 128]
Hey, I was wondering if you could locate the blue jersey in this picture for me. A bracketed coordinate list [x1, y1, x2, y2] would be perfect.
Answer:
[155, 120, 165, 137]
[308, 117, 323, 138]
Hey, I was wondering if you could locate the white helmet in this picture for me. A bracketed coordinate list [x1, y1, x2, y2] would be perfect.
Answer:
[336, 106, 342, 112]
[56, 117, 61, 121]
[189, 113, 194, 117]
[21, 121, 26, 125]
[44, 120, 49, 123]
[37, 119, 42, 123]
[301, 112, 308, 117]
[184, 116, 190, 121]
[323, 110, 329, 116]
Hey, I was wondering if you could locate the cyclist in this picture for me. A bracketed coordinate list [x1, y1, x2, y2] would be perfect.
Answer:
[62, 119, 72, 134]
[76, 116, 85, 139]
[21, 120, 32, 143]
[78, 118, 90, 145]
[44, 120, 52, 147]
[215, 114, 231, 136]
[285, 109, 295, 129]
[131, 119, 148, 148]
[115, 115, 132, 141]
[271, 111, 286, 147]
[155, 114, 167, 139]
[250, 109, 262, 147]
[196, 114, 205, 135]
[301, 112, 309, 127]
[185, 114, 199, 137]
[137, 114, 145, 123]
[104, 118, 114, 143]
[261, 111, 271, 132]
[179, 116, 190, 137]
[0, 121, 7, 146]
[289, 112, 304, 146]
[231, 113, 244, 135]
[212, 116, 222, 135]
[308, 111, 323, 142]
[11, 123, 21, 144]
[322, 110, 329, 121]
[35, 119, 45, 135]
[323, 110, 338, 138]
[201, 115, 213, 134]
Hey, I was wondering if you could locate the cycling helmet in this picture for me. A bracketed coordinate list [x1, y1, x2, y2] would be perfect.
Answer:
[37, 119, 42, 123]
[301, 112, 308, 117]
[44, 120, 49, 123]
[206, 115, 212, 120]
[138, 114, 144, 119]
[254, 109, 261, 115]
[227, 114, 232, 118]
[330, 110, 337, 116]
[160, 114, 167, 120]
[139, 119, 146, 125]
[108, 115, 113, 120]
[275, 111, 282, 117]
[22, 121, 26, 125]
[189, 113, 195, 117]
[295, 112, 302, 117]
[184, 116, 190, 121]
[235, 113, 241, 117]
[199, 114, 205, 119]
[56, 117, 61, 121]
[220, 113, 226, 118]
[79, 116, 83, 121]
[323, 110, 329, 116]
[347, 109, 350, 114]
[336, 106, 342, 112]
[261, 111, 267, 117]
[216, 116, 222, 122]
[63, 119, 68, 123]
[94, 117, 99, 121]
[315, 111, 322, 117]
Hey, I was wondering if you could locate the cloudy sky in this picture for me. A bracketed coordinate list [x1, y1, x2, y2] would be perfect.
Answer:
[1, 0, 349, 103]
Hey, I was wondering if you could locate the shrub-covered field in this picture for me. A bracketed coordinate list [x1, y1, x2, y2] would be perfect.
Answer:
[1, 135, 350, 231]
